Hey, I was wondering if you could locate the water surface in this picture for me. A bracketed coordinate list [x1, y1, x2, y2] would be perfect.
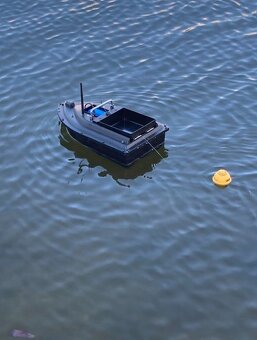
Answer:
[1, 0, 257, 339]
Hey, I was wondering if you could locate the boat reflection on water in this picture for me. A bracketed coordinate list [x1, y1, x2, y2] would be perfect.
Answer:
[59, 123, 168, 186]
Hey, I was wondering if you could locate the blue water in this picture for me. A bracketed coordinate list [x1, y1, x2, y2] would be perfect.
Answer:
[1, 0, 257, 339]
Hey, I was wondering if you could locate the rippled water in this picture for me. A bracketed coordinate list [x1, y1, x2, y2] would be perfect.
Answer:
[1, 0, 257, 339]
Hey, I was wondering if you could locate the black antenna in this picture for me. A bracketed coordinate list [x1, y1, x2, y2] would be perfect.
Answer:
[80, 83, 84, 116]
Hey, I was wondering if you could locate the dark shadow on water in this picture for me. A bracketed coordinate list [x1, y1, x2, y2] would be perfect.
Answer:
[59, 123, 168, 186]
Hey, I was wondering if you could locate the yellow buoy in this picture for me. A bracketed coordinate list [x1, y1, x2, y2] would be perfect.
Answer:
[212, 169, 232, 187]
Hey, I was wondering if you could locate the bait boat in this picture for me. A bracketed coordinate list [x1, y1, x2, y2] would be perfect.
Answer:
[57, 83, 169, 167]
